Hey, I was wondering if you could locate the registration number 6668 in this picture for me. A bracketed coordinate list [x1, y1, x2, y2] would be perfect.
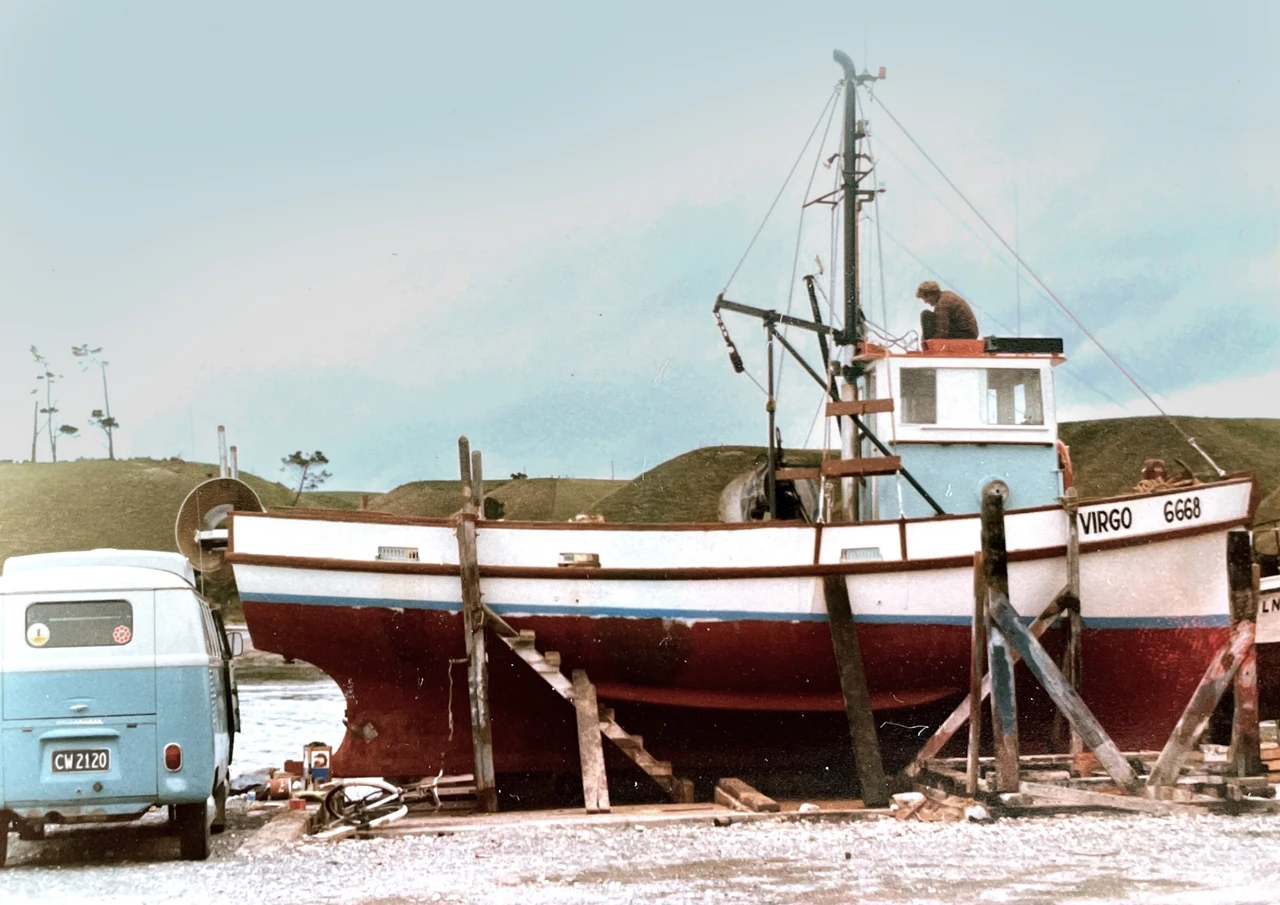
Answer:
[52, 749, 110, 773]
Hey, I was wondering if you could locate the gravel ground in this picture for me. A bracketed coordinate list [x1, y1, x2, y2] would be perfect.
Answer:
[3, 805, 1280, 905]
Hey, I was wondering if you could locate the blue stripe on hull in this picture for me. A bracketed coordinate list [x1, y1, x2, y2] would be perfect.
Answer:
[244, 593, 1231, 630]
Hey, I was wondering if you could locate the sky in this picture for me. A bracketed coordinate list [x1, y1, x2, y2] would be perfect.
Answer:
[2, 1, 1278, 491]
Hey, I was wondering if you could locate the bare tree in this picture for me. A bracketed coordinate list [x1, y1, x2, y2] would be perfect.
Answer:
[30, 347, 79, 463]
[281, 450, 332, 505]
[73, 344, 119, 460]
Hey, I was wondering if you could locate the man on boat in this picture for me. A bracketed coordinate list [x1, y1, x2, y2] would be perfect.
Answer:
[916, 280, 979, 340]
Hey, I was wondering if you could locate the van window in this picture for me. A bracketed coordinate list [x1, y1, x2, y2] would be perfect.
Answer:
[26, 600, 134, 649]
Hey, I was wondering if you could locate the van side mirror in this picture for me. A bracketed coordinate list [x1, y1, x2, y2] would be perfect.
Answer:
[229, 632, 244, 657]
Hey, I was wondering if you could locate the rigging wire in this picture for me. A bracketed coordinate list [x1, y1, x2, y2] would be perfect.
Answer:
[861, 89, 1206, 460]
[720, 83, 842, 296]
[877, 226, 1125, 407]
[776, 83, 843, 399]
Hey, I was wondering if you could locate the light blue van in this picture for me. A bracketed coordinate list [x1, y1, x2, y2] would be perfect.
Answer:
[0, 549, 240, 865]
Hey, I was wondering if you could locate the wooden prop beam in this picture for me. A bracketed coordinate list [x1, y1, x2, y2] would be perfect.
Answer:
[572, 670, 611, 814]
[987, 595, 1139, 794]
[822, 574, 889, 807]
[456, 437, 497, 813]
[1146, 621, 1255, 788]
[1230, 534, 1263, 777]
[981, 490, 1021, 794]
[966, 553, 986, 796]
[902, 588, 1066, 776]
[1053, 488, 1084, 754]
[982, 486, 1140, 794]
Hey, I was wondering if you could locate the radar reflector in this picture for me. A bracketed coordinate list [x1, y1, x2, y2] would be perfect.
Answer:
[175, 478, 264, 581]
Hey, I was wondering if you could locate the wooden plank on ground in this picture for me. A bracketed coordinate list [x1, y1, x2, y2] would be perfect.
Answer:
[715, 778, 780, 813]
[822, 574, 889, 807]
[572, 670, 611, 814]
[1017, 781, 1210, 816]
[820, 457, 902, 478]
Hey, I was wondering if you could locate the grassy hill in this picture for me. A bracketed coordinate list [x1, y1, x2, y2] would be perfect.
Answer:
[0, 458, 364, 565]
[1059, 417, 1280, 526]
[591, 446, 828, 523]
[1, 417, 1276, 571]
[373, 477, 627, 521]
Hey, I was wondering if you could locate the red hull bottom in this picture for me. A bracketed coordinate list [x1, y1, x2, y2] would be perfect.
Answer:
[243, 601, 1246, 781]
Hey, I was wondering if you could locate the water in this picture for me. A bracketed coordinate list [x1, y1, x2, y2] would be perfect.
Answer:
[233, 677, 348, 772]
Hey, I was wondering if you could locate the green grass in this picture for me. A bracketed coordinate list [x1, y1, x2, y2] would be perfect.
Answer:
[371, 477, 627, 521]
[1059, 417, 1280, 525]
[591, 446, 829, 523]
[0, 458, 374, 565]
[1, 417, 1276, 577]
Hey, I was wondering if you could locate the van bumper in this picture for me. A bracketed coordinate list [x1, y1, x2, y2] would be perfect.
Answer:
[3, 801, 151, 824]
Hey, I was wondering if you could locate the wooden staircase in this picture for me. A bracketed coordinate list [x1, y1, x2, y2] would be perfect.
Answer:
[483, 606, 693, 805]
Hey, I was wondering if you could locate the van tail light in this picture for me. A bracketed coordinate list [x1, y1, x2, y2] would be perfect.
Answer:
[164, 743, 182, 771]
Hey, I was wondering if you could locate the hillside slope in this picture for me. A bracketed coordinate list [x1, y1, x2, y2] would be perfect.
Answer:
[0, 458, 361, 564]
[591, 446, 828, 523]
[373, 477, 626, 521]
[1059, 417, 1280, 524]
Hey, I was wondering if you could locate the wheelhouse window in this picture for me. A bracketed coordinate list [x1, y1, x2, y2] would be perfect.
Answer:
[899, 366, 1046, 427]
[900, 368, 937, 424]
[984, 369, 1044, 425]
[25, 600, 134, 649]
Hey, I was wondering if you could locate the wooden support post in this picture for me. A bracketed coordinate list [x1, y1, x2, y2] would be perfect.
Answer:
[1147, 621, 1255, 788]
[572, 670, 610, 814]
[1054, 487, 1084, 754]
[1230, 532, 1264, 777]
[456, 437, 497, 813]
[839, 383, 858, 522]
[981, 489, 1020, 794]
[471, 449, 484, 514]
[821, 574, 888, 807]
[966, 552, 986, 796]
[903, 589, 1067, 776]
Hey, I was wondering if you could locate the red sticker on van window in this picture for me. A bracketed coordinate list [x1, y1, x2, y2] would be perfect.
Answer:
[112, 625, 132, 645]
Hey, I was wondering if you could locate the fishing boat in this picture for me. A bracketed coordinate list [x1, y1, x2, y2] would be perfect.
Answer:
[219, 51, 1264, 784]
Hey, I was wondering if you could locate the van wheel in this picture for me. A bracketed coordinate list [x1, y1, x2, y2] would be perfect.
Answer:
[16, 820, 44, 841]
[176, 800, 211, 861]
[0, 816, 10, 869]
[212, 782, 228, 834]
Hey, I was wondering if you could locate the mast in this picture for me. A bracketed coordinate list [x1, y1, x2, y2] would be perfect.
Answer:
[833, 50, 862, 347]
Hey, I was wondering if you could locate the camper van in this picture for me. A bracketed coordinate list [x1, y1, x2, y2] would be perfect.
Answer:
[0, 549, 240, 865]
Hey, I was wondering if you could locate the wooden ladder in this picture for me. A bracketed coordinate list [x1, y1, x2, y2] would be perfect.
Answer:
[483, 606, 693, 806]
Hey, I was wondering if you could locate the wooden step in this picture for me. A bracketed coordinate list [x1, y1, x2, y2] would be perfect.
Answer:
[492, 625, 690, 802]
[826, 398, 894, 417]
[820, 456, 902, 478]
[775, 467, 821, 481]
